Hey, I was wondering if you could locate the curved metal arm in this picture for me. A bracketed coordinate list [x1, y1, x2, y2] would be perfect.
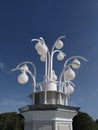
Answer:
[63, 80, 76, 87]
[50, 50, 66, 79]
[31, 38, 40, 42]
[58, 64, 72, 91]
[31, 37, 45, 45]
[27, 70, 36, 90]
[11, 62, 37, 105]
[12, 61, 36, 78]
[64, 56, 88, 67]
[51, 35, 66, 53]
[11, 63, 36, 86]
[49, 35, 66, 79]
[52, 50, 66, 57]
[59, 56, 87, 91]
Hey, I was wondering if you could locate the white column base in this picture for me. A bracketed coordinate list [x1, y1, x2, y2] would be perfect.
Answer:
[19, 105, 79, 130]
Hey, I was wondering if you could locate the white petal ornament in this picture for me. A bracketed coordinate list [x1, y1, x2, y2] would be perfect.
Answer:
[51, 71, 57, 80]
[52, 74, 57, 81]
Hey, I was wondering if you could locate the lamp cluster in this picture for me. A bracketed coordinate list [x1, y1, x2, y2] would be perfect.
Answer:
[12, 36, 87, 105]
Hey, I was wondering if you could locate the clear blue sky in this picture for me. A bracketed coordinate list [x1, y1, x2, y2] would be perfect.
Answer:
[0, 0, 98, 120]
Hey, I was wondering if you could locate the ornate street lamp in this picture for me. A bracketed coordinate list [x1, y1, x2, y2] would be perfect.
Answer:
[59, 55, 87, 105]
[12, 36, 87, 106]
[11, 61, 36, 105]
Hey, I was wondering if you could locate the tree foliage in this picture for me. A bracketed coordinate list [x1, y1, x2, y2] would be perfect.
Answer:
[73, 112, 98, 130]
[0, 112, 24, 130]
[95, 119, 98, 127]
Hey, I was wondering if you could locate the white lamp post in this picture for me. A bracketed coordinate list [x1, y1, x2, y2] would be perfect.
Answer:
[59, 55, 87, 105]
[31, 36, 66, 104]
[11, 61, 36, 105]
[12, 36, 87, 105]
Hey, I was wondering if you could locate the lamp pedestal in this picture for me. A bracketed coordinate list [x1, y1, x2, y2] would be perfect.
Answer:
[19, 104, 79, 130]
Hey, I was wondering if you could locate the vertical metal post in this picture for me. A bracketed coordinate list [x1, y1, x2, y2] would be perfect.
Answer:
[44, 54, 47, 104]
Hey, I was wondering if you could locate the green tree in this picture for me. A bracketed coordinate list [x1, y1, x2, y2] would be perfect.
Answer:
[95, 119, 98, 127]
[0, 112, 24, 130]
[73, 112, 98, 130]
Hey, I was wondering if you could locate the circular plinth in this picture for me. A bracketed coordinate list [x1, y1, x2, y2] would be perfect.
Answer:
[29, 91, 66, 105]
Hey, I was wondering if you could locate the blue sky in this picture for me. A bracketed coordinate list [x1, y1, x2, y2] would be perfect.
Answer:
[0, 0, 98, 120]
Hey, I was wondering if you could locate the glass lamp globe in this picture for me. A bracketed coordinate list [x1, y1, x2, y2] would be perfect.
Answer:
[18, 72, 28, 84]
[37, 44, 48, 55]
[55, 40, 63, 49]
[35, 42, 42, 50]
[57, 52, 64, 61]
[64, 68, 75, 81]
[72, 58, 81, 69]
[66, 84, 74, 94]
[40, 55, 46, 62]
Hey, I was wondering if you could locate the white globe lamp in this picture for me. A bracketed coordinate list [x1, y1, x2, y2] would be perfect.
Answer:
[37, 44, 48, 55]
[66, 84, 74, 94]
[57, 52, 64, 61]
[18, 72, 29, 84]
[35, 42, 42, 50]
[72, 58, 81, 69]
[55, 40, 63, 49]
[64, 68, 75, 81]
[40, 55, 46, 62]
